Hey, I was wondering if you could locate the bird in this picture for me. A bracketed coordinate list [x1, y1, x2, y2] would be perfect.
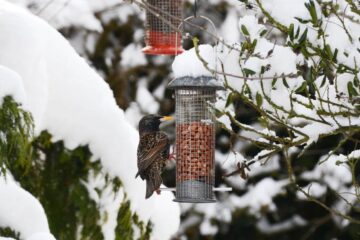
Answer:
[136, 115, 174, 199]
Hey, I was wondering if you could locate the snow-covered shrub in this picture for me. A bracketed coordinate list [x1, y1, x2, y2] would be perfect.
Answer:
[0, 1, 179, 239]
[214, 0, 360, 233]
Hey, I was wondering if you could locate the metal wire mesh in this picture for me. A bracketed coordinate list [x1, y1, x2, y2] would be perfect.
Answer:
[143, 0, 183, 55]
[174, 89, 216, 202]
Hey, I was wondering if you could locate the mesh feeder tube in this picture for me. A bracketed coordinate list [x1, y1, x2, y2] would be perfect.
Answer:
[142, 0, 184, 55]
[168, 76, 224, 203]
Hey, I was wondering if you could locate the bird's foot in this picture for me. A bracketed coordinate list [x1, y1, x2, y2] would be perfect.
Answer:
[168, 153, 176, 162]
[156, 189, 161, 195]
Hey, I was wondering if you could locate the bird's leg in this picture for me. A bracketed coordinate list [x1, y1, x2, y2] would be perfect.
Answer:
[168, 153, 176, 161]
[156, 189, 161, 195]
[168, 146, 176, 162]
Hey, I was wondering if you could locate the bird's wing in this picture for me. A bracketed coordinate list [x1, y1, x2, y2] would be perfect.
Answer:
[137, 132, 169, 177]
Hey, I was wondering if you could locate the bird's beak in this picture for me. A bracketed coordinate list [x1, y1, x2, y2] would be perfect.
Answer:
[160, 116, 174, 122]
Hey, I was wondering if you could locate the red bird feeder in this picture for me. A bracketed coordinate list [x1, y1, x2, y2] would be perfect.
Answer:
[142, 0, 184, 55]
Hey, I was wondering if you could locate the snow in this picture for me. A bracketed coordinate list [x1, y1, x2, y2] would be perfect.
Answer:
[121, 43, 147, 68]
[172, 44, 216, 78]
[12, 0, 136, 31]
[0, 1, 180, 239]
[261, 0, 310, 27]
[296, 182, 327, 200]
[249, 155, 280, 177]
[217, 114, 232, 130]
[0, 177, 54, 239]
[257, 215, 307, 234]
[220, 9, 241, 44]
[217, 48, 243, 89]
[229, 178, 288, 215]
[29, 0, 102, 31]
[200, 220, 218, 236]
[301, 154, 353, 191]
[332, 186, 358, 226]
[239, 15, 265, 39]
[124, 102, 143, 128]
[26, 232, 56, 240]
[297, 122, 336, 144]
[324, 16, 360, 68]
[0, 65, 26, 106]
[82, 174, 125, 240]
[136, 80, 160, 114]
[186, 201, 232, 236]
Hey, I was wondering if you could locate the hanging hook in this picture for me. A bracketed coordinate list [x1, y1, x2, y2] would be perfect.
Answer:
[194, 0, 198, 18]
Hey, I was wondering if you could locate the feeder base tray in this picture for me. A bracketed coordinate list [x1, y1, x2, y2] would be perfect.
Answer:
[173, 198, 216, 203]
[174, 180, 215, 203]
[142, 45, 184, 55]
[143, 31, 184, 55]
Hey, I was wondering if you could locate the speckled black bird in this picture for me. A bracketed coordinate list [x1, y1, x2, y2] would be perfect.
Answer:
[136, 115, 173, 199]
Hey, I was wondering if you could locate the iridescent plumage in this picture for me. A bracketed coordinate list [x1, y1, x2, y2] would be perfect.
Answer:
[136, 115, 171, 199]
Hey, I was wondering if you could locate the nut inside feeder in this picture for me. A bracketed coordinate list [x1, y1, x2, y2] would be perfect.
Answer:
[168, 75, 224, 203]
[142, 0, 184, 55]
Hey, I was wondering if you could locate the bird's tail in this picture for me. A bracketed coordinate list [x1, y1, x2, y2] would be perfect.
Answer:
[145, 174, 162, 199]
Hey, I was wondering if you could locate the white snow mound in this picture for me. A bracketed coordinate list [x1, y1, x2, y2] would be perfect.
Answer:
[0, 1, 180, 239]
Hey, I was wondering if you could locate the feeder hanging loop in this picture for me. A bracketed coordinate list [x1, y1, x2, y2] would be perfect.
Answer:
[194, 0, 198, 18]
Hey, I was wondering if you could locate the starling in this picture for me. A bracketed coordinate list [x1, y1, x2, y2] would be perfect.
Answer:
[136, 115, 173, 199]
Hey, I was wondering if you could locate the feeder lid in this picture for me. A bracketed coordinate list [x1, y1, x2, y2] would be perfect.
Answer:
[167, 75, 225, 90]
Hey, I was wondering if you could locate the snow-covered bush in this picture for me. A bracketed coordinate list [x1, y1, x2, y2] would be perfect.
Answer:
[194, 0, 360, 237]
[0, 1, 179, 239]
[215, 0, 360, 226]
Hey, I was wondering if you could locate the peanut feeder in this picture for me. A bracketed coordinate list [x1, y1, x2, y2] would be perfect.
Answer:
[142, 0, 184, 55]
[168, 75, 224, 203]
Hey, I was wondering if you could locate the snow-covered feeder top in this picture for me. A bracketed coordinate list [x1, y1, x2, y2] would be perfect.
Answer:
[169, 44, 224, 90]
[142, 0, 184, 55]
[171, 44, 218, 79]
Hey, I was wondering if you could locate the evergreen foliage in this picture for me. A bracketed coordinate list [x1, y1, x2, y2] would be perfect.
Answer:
[0, 96, 33, 176]
[0, 97, 151, 239]
[0, 227, 20, 239]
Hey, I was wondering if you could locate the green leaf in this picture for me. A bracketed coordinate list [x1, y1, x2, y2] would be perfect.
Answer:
[325, 44, 333, 59]
[354, 76, 360, 87]
[295, 17, 311, 24]
[348, 81, 359, 97]
[333, 48, 338, 62]
[260, 29, 267, 37]
[251, 39, 257, 49]
[282, 77, 290, 88]
[272, 78, 278, 88]
[261, 66, 266, 75]
[256, 92, 263, 106]
[288, 23, 294, 41]
[299, 28, 308, 44]
[295, 81, 307, 93]
[306, 0, 318, 25]
[243, 68, 256, 76]
[295, 27, 301, 39]
[241, 25, 250, 36]
[225, 92, 234, 107]
[320, 75, 327, 88]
